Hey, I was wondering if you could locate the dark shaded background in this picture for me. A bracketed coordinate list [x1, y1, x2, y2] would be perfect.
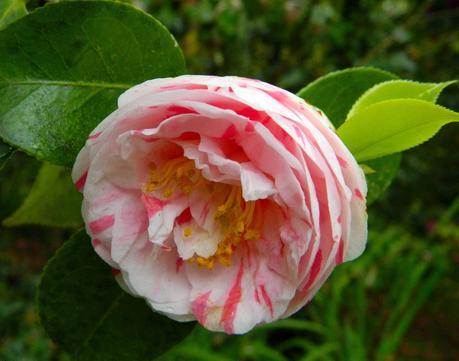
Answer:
[1, 0, 458, 360]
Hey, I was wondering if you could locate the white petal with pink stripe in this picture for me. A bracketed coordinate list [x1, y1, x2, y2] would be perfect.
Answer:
[72, 75, 367, 334]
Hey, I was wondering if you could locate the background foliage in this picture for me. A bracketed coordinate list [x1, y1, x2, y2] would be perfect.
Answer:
[1, 0, 458, 360]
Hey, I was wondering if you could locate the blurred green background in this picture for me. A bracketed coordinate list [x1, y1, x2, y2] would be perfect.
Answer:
[1, 0, 458, 360]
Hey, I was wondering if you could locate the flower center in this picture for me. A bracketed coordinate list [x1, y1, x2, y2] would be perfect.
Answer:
[143, 157, 205, 197]
[143, 157, 262, 269]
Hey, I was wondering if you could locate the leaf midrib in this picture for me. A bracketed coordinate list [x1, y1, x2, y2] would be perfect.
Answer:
[75, 290, 126, 355]
[0, 0, 24, 27]
[0, 79, 132, 90]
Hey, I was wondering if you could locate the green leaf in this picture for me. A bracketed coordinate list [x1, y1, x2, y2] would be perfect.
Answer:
[38, 230, 195, 361]
[0, 1, 26, 165]
[0, 1, 185, 167]
[360, 164, 375, 174]
[3, 162, 82, 227]
[297, 67, 400, 203]
[255, 318, 327, 335]
[0, 140, 14, 171]
[297, 67, 397, 128]
[348, 80, 456, 118]
[0, 0, 27, 30]
[338, 99, 459, 162]
[364, 154, 402, 205]
[299, 343, 338, 361]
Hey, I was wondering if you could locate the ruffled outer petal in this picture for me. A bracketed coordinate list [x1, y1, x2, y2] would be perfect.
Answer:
[72, 75, 368, 334]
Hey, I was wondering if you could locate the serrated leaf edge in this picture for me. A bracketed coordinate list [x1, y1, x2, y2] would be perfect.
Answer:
[340, 98, 459, 162]
[346, 79, 457, 119]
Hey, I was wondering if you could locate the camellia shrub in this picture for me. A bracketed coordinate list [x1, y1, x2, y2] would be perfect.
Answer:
[0, 1, 457, 360]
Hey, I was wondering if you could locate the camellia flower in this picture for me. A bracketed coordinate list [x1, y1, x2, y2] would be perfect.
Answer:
[72, 75, 367, 334]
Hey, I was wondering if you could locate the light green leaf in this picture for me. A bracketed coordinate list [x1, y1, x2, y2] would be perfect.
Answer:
[3, 163, 82, 227]
[297, 67, 397, 128]
[297, 67, 401, 203]
[0, 0, 26, 30]
[38, 230, 195, 361]
[0, 1, 185, 167]
[360, 164, 376, 174]
[338, 99, 459, 162]
[348, 80, 456, 118]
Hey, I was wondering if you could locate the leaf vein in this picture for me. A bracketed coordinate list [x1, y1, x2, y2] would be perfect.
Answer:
[80, 24, 116, 82]
[0, 79, 130, 90]
[75, 291, 125, 355]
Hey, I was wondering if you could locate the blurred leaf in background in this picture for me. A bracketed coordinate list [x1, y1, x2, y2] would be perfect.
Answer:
[3, 163, 82, 228]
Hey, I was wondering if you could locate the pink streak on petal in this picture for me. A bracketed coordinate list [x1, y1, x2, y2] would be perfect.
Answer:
[141, 136, 159, 143]
[302, 250, 322, 292]
[337, 156, 348, 168]
[88, 132, 102, 140]
[280, 240, 285, 257]
[176, 257, 184, 272]
[263, 89, 290, 103]
[238, 106, 260, 120]
[161, 84, 208, 91]
[222, 124, 238, 139]
[337, 215, 342, 224]
[254, 288, 261, 304]
[176, 208, 192, 225]
[89, 215, 115, 234]
[111, 268, 121, 276]
[354, 188, 365, 201]
[199, 202, 211, 224]
[92, 239, 101, 247]
[245, 121, 255, 132]
[167, 105, 199, 115]
[260, 284, 274, 318]
[192, 291, 212, 325]
[221, 262, 244, 334]
[161, 245, 172, 252]
[141, 193, 165, 218]
[336, 240, 344, 265]
[177, 132, 200, 141]
[74, 171, 88, 191]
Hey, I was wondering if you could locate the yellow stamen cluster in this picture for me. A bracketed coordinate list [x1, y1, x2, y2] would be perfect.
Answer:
[143, 157, 262, 269]
[188, 186, 261, 269]
[143, 158, 203, 197]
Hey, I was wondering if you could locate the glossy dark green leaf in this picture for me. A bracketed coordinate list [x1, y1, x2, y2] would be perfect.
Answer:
[3, 162, 82, 227]
[297, 67, 400, 204]
[0, 1, 185, 167]
[38, 230, 195, 361]
[0, 0, 26, 167]
[297, 67, 397, 128]
[365, 154, 401, 205]
[0, 0, 27, 29]
[0, 140, 14, 171]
